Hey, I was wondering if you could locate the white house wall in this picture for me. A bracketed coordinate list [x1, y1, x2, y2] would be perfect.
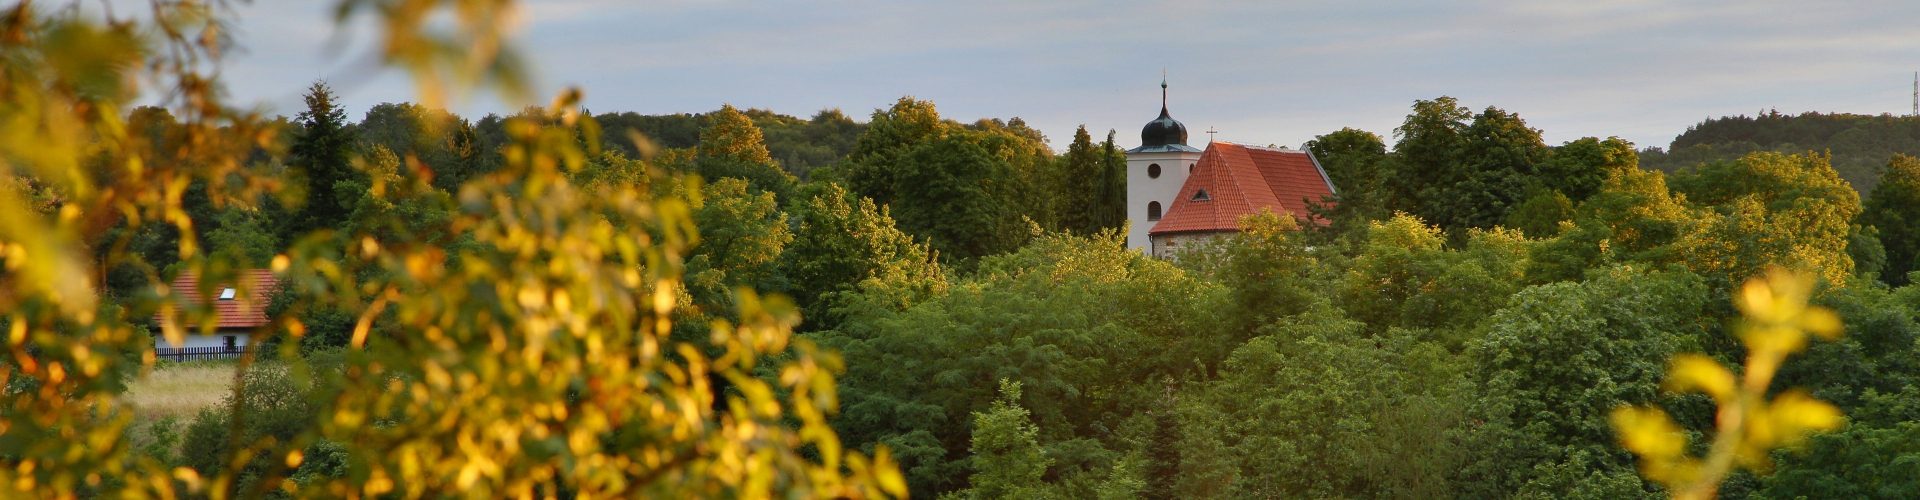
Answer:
[155, 333, 248, 350]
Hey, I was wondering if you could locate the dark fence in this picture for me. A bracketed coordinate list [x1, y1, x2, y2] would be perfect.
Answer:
[154, 346, 243, 362]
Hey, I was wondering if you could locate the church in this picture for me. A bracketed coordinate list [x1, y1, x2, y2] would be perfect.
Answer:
[1124, 81, 1339, 258]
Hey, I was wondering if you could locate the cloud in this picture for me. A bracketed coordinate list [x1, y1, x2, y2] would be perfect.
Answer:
[162, 0, 1920, 151]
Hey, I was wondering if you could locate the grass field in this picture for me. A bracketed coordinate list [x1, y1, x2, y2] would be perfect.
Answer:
[124, 361, 235, 424]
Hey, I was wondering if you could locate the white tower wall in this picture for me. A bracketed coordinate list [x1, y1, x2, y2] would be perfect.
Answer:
[1125, 149, 1203, 251]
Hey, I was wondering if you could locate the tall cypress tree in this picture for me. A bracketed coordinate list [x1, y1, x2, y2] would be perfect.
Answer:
[1098, 130, 1128, 236]
[285, 81, 356, 239]
[1055, 125, 1103, 235]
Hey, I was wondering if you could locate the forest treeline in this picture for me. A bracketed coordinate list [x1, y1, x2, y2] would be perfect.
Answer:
[808, 98, 1920, 498]
[82, 84, 1920, 497]
[1641, 110, 1920, 194]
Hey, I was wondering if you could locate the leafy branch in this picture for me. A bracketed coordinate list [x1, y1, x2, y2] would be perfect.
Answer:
[1612, 267, 1844, 499]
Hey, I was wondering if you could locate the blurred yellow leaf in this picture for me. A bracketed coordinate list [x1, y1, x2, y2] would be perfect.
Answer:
[1799, 308, 1843, 340]
[1764, 390, 1844, 445]
[1611, 406, 1686, 460]
[873, 447, 908, 497]
[1664, 354, 1735, 402]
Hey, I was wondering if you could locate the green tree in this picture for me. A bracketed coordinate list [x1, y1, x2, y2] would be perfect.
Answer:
[1336, 213, 1532, 349]
[818, 232, 1222, 494]
[793, 108, 864, 178]
[1096, 131, 1129, 234]
[1198, 306, 1463, 498]
[1305, 127, 1388, 196]
[1092, 452, 1147, 500]
[1457, 267, 1709, 497]
[889, 133, 1025, 262]
[1303, 127, 1389, 241]
[1504, 190, 1574, 238]
[780, 181, 943, 329]
[1171, 400, 1237, 498]
[1054, 126, 1106, 235]
[1142, 391, 1182, 500]
[1759, 422, 1920, 498]
[697, 104, 776, 166]
[286, 81, 358, 239]
[839, 97, 948, 207]
[963, 380, 1051, 499]
[571, 149, 653, 191]
[1438, 106, 1550, 231]
[1501, 137, 1636, 238]
[590, 107, 863, 180]
[970, 117, 1057, 232]
[828, 98, 1051, 264]
[1772, 284, 1920, 415]
[1511, 451, 1655, 499]
[1213, 210, 1320, 335]
[685, 177, 793, 312]
[355, 101, 483, 192]
[1528, 166, 1707, 283]
[1384, 97, 1471, 218]
[1862, 154, 1920, 285]
[1543, 136, 1638, 202]
[180, 353, 350, 494]
[338, 145, 457, 246]
[1849, 224, 1887, 282]
[204, 207, 278, 267]
[1672, 151, 1861, 285]
[358, 103, 436, 160]
[694, 104, 794, 200]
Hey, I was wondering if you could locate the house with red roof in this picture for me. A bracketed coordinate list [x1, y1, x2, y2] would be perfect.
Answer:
[1146, 142, 1336, 257]
[1124, 81, 1338, 258]
[152, 269, 280, 353]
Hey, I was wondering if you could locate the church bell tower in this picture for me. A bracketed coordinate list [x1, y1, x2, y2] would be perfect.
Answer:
[1125, 78, 1204, 251]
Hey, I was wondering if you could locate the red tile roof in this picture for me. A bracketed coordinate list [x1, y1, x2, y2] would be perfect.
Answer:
[154, 269, 280, 329]
[1149, 142, 1336, 236]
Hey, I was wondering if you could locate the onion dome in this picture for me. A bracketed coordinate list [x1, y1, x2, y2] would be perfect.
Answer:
[1141, 107, 1188, 148]
[1132, 78, 1200, 153]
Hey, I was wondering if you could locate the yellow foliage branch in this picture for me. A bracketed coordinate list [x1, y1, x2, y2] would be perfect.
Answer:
[1611, 267, 1844, 499]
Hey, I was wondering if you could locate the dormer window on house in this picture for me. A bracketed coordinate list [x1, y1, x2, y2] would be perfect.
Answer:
[218, 288, 237, 301]
[1192, 189, 1211, 201]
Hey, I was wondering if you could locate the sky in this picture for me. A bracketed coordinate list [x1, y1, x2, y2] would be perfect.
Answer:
[185, 0, 1920, 152]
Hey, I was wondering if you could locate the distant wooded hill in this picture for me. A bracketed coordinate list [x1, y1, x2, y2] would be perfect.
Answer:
[590, 107, 864, 179]
[1641, 111, 1920, 193]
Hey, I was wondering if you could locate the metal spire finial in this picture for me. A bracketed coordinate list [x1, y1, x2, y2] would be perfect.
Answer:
[1160, 69, 1168, 110]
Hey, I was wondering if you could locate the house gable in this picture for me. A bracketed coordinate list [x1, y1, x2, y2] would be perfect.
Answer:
[153, 269, 280, 330]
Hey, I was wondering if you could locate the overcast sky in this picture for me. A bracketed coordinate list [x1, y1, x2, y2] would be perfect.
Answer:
[198, 0, 1920, 152]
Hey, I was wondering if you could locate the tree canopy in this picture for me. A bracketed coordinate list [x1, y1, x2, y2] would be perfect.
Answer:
[0, 5, 1908, 497]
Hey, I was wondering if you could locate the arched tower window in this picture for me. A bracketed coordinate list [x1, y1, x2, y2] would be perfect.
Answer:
[1147, 201, 1162, 221]
[1147, 163, 1162, 179]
